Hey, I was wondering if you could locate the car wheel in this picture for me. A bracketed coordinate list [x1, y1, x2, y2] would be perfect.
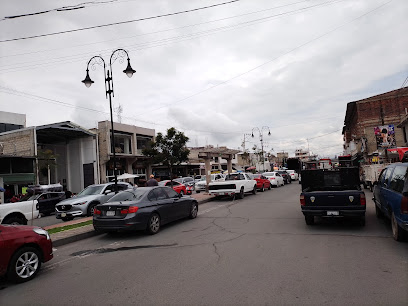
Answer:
[3, 216, 26, 225]
[305, 216, 314, 225]
[260, 185, 265, 192]
[61, 217, 74, 222]
[189, 203, 198, 219]
[238, 187, 244, 199]
[359, 216, 366, 227]
[375, 205, 383, 219]
[87, 203, 97, 216]
[146, 213, 161, 235]
[268, 183, 271, 190]
[252, 185, 257, 195]
[196, 190, 200, 193]
[391, 212, 406, 241]
[8, 247, 41, 283]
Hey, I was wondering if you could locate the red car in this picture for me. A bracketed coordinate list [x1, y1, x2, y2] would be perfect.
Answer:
[251, 174, 272, 192]
[0, 225, 53, 283]
[158, 180, 188, 195]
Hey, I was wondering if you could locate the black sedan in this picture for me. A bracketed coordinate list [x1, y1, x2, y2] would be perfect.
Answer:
[93, 187, 198, 234]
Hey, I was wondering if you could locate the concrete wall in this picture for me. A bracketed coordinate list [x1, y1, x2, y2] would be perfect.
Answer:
[0, 128, 35, 156]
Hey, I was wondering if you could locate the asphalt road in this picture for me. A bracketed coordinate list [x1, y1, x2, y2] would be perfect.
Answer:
[2, 183, 407, 305]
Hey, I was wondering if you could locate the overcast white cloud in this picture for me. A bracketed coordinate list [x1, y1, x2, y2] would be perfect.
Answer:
[1, 0, 407, 158]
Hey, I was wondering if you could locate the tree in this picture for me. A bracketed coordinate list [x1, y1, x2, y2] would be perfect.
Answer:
[142, 127, 190, 179]
[37, 149, 58, 185]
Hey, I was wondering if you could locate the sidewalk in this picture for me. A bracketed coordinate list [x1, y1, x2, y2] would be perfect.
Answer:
[47, 193, 215, 247]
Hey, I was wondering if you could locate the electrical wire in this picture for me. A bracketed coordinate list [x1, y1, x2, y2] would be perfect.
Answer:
[0, 0, 241, 43]
[0, 0, 347, 73]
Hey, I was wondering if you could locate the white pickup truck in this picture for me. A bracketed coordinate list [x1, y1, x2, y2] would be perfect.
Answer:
[208, 172, 257, 199]
[0, 199, 39, 225]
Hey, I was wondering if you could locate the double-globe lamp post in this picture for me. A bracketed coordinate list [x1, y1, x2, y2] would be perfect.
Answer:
[252, 126, 271, 172]
[81, 49, 136, 193]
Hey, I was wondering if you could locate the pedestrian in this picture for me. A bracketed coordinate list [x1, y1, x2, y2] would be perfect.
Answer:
[146, 174, 158, 187]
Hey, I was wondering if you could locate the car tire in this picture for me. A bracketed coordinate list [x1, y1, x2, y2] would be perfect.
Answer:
[3, 216, 26, 225]
[61, 217, 74, 222]
[375, 204, 383, 219]
[252, 185, 257, 195]
[360, 216, 366, 227]
[305, 216, 314, 225]
[391, 212, 406, 241]
[268, 183, 271, 190]
[196, 190, 200, 193]
[238, 187, 244, 199]
[260, 185, 265, 192]
[87, 203, 98, 216]
[8, 246, 42, 283]
[146, 213, 161, 235]
[189, 203, 198, 219]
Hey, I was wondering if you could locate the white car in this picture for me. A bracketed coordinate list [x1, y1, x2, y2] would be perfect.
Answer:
[208, 173, 257, 198]
[195, 174, 224, 193]
[262, 172, 284, 187]
[286, 170, 299, 181]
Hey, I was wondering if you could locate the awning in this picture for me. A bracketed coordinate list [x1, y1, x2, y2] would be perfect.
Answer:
[387, 147, 408, 161]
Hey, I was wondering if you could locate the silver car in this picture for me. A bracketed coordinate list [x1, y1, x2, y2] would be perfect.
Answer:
[55, 182, 132, 221]
[195, 174, 224, 193]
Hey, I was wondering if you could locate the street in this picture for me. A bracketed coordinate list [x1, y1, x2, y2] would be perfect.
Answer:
[1, 183, 407, 305]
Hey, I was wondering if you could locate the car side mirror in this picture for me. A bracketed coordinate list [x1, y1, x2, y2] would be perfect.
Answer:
[104, 190, 112, 195]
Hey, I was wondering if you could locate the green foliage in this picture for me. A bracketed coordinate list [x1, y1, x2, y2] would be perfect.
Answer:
[142, 127, 190, 175]
[37, 149, 58, 176]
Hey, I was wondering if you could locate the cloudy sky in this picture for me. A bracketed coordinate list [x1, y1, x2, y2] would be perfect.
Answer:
[1, 0, 407, 158]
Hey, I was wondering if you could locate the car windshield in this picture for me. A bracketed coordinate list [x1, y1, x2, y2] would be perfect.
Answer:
[77, 185, 105, 196]
[107, 189, 146, 202]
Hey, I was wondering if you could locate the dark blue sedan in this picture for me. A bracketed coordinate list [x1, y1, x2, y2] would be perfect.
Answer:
[93, 187, 198, 234]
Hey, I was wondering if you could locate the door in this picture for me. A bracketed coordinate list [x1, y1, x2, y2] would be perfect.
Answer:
[162, 187, 189, 220]
[83, 163, 95, 189]
[148, 188, 174, 224]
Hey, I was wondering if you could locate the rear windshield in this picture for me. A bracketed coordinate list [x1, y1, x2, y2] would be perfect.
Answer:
[225, 174, 244, 180]
[107, 189, 146, 202]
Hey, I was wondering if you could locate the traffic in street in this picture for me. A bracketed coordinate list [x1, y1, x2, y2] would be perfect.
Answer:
[1, 183, 407, 305]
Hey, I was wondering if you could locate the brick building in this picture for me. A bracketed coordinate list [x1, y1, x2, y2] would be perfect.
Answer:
[342, 87, 408, 163]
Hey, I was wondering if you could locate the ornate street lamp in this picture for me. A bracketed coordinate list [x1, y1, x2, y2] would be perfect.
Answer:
[252, 126, 271, 172]
[82, 49, 136, 193]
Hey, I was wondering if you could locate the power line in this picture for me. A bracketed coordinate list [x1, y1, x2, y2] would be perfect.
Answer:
[0, 0, 241, 43]
[0, 0, 346, 73]
[131, 0, 393, 118]
[0, 0, 315, 59]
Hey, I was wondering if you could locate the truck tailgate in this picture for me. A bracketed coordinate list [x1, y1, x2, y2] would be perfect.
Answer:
[302, 191, 364, 207]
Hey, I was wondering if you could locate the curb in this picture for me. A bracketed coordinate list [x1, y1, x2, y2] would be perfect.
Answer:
[50, 196, 215, 247]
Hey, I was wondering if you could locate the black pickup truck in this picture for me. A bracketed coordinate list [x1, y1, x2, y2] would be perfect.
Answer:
[300, 167, 366, 226]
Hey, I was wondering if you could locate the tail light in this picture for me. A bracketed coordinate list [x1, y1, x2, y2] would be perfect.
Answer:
[121, 206, 139, 214]
[94, 208, 101, 215]
[300, 195, 305, 206]
[360, 194, 366, 206]
[401, 196, 408, 214]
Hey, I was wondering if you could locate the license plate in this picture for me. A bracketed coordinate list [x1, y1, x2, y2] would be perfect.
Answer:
[327, 211, 339, 216]
[61, 213, 66, 217]
[106, 211, 115, 216]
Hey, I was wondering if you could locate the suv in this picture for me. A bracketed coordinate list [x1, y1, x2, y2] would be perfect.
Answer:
[373, 163, 408, 241]
[276, 170, 292, 184]
[55, 182, 132, 221]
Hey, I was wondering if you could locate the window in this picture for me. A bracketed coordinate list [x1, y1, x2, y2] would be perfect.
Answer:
[163, 187, 178, 198]
[136, 136, 152, 152]
[382, 168, 393, 186]
[389, 166, 408, 193]
[111, 134, 132, 154]
[155, 188, 168, 200]
[148, 190, 157, 201]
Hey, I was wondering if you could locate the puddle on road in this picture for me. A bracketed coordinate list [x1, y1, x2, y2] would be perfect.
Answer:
[70, 243, 178, 257]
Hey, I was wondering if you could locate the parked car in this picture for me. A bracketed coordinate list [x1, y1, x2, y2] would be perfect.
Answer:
[195, 174, 224, 193]
[263, 172, 284, 187]
[194, 175, 203, 183]
[55, 182, 132, 221]
[158, 180, 187, 195]
[0, 224, 53, 283]
[174, 177, 195, 191]
[373, 163, 408, 241]
[250, 174, 272, 191]
[276, 170, 292, 184]
[286, 170, 299, 181]
[93, 187, 198, 234]
[23, 192, 66, 216]
[208, 173, 257, 199]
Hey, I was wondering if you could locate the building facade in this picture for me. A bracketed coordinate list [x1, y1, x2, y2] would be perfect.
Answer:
[342, 87, 408, 163]
[96, 121, 155, 184]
